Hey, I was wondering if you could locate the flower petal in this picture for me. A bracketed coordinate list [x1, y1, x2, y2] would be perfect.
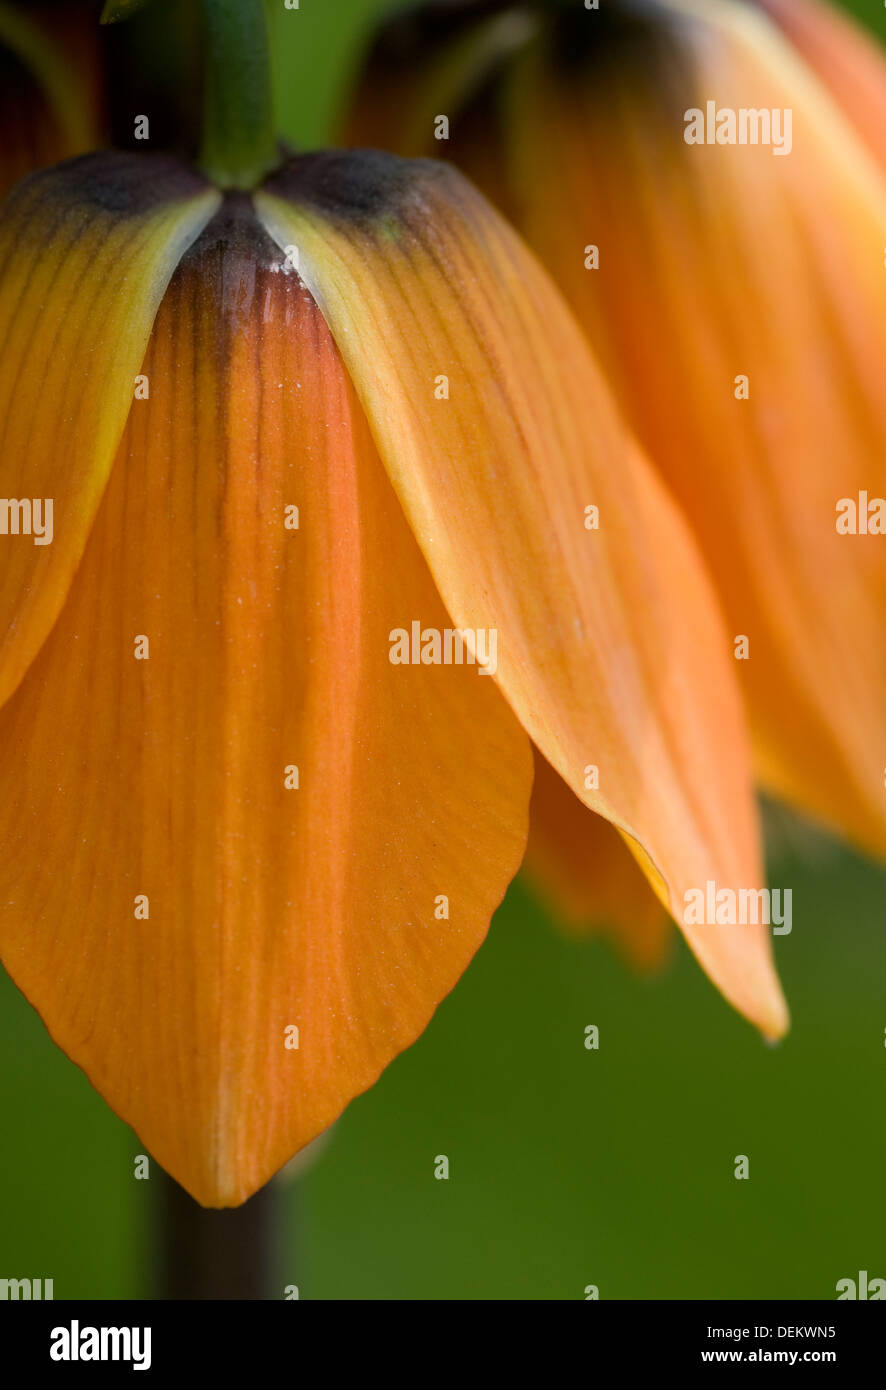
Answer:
[0, 200, 532, 1206]
[343, 0, 535, 161]
[525, 753, 670, 972]
[504, 0, 886, 858]
[256, 152, 788, 1038]
[0, 153, 219, 707]
[755, 0, 886, 171]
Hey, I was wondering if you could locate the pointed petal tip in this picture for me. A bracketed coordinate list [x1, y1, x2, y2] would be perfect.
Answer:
[675, 909, 789, 1042]
[762, 998, 791, 1045]
[257, 147, 790, 1039]
[762, 987, 791, 1042]
[0, 201, 531, 1207]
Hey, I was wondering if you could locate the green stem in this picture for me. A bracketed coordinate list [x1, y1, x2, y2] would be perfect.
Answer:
[198, 0, 278, 190]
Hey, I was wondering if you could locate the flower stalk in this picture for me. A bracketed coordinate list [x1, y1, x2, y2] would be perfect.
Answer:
[198, 0, 278, 190]
[157, 1169, 282, 1299]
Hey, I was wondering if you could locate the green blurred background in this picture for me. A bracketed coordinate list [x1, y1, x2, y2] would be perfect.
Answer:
[1, 0, 885, 1300]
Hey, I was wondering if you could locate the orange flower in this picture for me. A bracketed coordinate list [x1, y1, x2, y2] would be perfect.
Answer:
[0, 0, 789, 1206]
[348, 0, 886, 941]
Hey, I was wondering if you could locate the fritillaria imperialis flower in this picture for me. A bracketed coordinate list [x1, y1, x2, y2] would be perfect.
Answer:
[348, 0, 886, 940]
[0, 0, 789, 1206]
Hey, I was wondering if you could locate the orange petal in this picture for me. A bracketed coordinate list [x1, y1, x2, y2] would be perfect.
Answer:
[256, 152, 788, 1039]
[756, 0, 886, 172]
[504, 0, 886, 860]
[0, 199, 532, 1206]
[525, 752, 671, 972]
[0, 153, 219, 708]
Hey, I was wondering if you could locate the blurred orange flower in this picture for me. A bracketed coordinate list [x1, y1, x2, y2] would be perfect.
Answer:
[348, 0, 886, 948]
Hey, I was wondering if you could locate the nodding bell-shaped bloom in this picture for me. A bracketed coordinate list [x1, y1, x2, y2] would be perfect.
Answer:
[348, 0, 886, 935]
[0, 139, 788, 1204]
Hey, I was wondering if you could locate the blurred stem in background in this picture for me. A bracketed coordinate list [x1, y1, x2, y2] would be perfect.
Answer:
[156, 1172, 284, 1299]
